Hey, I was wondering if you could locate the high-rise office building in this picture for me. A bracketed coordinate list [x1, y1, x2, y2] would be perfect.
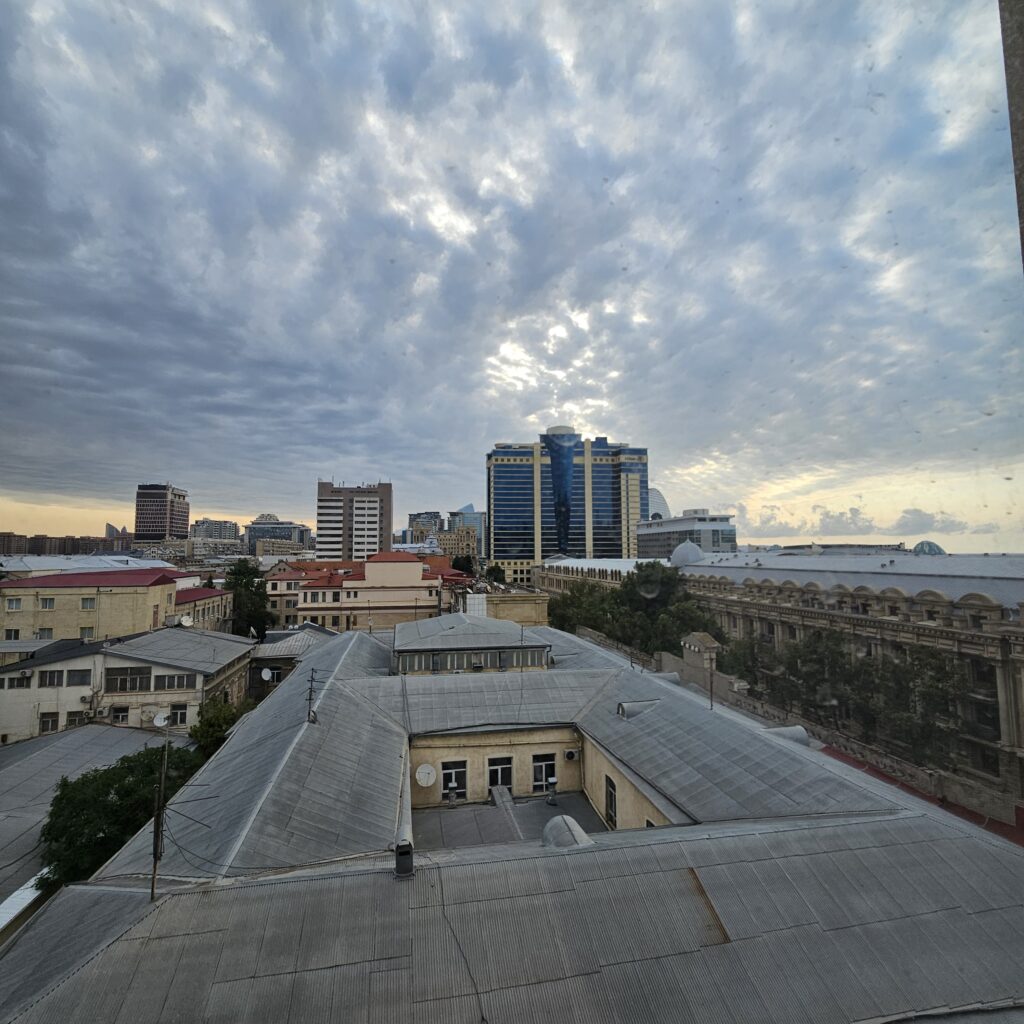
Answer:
[636, 509, 738, 558]
[133, 483, 189, 542]
[487, 426, 648, 584]
[315, 481, 393, 560]
[243, 514, 312, 554]
[407, 511, 445, 535]
[190, 518, 240, 541]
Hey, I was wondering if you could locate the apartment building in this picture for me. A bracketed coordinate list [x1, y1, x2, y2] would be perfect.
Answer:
[189, 518, 240, 541]
[0, 569, 183, 642]
[315, 481, 393, 560]
[0, 627, 253, 742]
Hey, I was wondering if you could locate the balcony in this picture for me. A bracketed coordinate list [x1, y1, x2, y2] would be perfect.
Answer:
[960, 720, 1000, 743]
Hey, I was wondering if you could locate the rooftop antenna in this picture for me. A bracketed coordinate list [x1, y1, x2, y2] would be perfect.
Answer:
[306, 668, 320, 723]
[150, 712, 171, 901]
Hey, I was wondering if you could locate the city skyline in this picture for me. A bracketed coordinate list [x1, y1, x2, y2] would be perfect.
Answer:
[0, 3, 1020, 553]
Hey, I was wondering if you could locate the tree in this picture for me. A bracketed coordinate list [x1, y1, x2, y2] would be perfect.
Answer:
[223, 559, 273, 638]
[484, 564, 506, 584]
[203, 573, 215, 589]
[38, 745, 203, 889]
[189, 698, 253, 759]
[451, 554, 475, 575]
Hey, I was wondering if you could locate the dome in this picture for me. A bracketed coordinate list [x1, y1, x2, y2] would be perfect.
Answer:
[912, 540, 946, 556]
[670, 540, 704, 567]
[646, 486, 672, 521]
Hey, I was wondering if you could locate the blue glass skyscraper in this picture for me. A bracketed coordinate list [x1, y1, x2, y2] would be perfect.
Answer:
[486, 426, 649, 584]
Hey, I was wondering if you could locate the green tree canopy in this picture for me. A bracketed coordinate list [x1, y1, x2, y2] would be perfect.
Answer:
[484, 564, 506, 584]
[38, 745, 202, 889]
[189, 698, 253, 759]
[451, 554, 475, 575]
[223, 559, 273, 638]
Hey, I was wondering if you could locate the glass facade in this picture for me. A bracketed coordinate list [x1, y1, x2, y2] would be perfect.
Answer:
[488, 432, 649, 565]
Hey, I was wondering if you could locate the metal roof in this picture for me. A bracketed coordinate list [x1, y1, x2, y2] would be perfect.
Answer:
[393, 613, 548, 651]
[0, 726, 190, 904]
[251, 628, 338, 660]
[96, 632, 401, 883]
[5, 813, 1024, 1024]
[0, 556, 173, 574]
[685, 551, 1024, 606]
[103, 627, 253, 675]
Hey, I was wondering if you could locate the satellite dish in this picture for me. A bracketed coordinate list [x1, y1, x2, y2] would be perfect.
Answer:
[180, 614, 194, 627]
[260, 668, 273, 681]
[415, 764, 437, 787]
[153, 713, 169, 727]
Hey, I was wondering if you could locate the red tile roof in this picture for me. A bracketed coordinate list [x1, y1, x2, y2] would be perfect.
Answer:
[367, 552, 421, 563]
[0, 569, 179, 589]
[175, 587, 229, 605]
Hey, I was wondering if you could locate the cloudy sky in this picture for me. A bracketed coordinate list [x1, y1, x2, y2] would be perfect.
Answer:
[1, 0, 1020, 551]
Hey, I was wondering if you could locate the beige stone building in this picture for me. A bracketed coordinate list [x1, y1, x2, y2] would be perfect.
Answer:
[296, 552, 446, 630]
[436, 526, 477, 560]
[0, 569, 183, 642]
[0, 627, 253, 743]
[679, 549, 1024, 799]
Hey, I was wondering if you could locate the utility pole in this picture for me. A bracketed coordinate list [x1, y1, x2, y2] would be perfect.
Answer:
[150, 728, 169, 902]
[306, 667, 319, 723]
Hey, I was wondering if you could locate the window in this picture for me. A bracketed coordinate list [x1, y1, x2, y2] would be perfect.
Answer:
[269, 599, 278, 609]
[112, 705, 129, 725]
[66, 711, 86, 729]
[7, 676, 30, 689]
[331, 616, 340, 627]
[80, 627, 94, 640]
[332, 591, 340, 602]
[645, 820, 657, 828]
[81, 597, 96, 610]
[40, 597, 55, 610]
[170, 704, 188, 726]
[39, 670, 64, 687]
[67, 669, 92, 686]
[532, 753, 556, 794]
[154, 673, 196, 690]
[4, 629, 19, 640]
[310, 592, 320, 603]
[441, 760, 467, 800]
[270, 581, 278, 591]
[6, 598, 21, 611]
[488, 756, 513, 789]
[104, 666, 152, 692]
[37, 628, 53, 640]
[605, 776, 617, 829]
[39, 712, 59, 734]
[285, 599, 297, 609]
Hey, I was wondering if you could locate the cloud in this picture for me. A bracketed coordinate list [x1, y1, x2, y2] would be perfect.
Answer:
[0, 1, 1018, 546]
[882, 508, 969, 534]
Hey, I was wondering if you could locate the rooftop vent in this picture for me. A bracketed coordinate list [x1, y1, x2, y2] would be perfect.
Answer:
[542, 815, 594, 848]
[617, 700, 660, 720]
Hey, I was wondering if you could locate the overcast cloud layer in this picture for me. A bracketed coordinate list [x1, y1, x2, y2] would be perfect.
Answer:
[0, 0, 1020, 548]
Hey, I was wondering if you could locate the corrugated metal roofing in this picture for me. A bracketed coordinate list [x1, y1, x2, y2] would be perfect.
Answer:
[0, 726, 191, 903]
[393, 613, 547, 651]
[97, 631, 400, 883]
[6, 814, 1024, 1024]
[104, 627, 253, 675]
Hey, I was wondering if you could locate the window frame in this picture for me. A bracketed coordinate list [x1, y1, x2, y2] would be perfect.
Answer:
[605, 775, 617, 829]
[532, 753, 556, 794]
[487, 756, 513, 790]
[441, 760, 468, 800]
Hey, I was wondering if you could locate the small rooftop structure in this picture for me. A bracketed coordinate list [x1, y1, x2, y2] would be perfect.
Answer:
[391, 613, 551, 673]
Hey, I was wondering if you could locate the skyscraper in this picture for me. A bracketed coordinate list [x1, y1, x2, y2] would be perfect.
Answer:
[315, 481, 393, 560]
[486, 426, 648, 584]
[133, 483, 189, 542]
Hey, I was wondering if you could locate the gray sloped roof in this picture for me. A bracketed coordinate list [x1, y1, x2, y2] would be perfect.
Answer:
[348, 669, 617, 735]
[97, 632, 400, 883]
[577, 671, 897, 822]
[251, 626, 338, 660]
[106, 627, 253, 675]
[393, 613, 548, 651]
[0, 725, 192, 904]
[7, 813, 1024, 1024]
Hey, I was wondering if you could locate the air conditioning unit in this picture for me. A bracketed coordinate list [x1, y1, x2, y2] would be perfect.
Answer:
[94, 706, 109, 717]
[564, 749, 580, 761]
[83, 710, 94, 718]
[18, 669, 31, 678]
[79, 695, 90, 704]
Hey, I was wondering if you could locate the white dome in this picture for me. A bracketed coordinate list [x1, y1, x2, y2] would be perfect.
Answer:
[670, 540, 703, 567]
